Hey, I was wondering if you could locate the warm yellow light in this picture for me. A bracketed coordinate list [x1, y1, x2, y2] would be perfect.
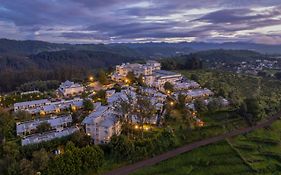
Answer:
[167, 90, 171, 94]
[71, 106, 77, 111]
[170, 101, 174, 106]
[89, 76, 94, 81]
[93, 91, 96, 95]
[125, 79, 129, 83]
[134, 125, 139, 129]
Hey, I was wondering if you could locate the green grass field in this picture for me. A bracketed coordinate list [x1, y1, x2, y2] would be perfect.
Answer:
[131, 119, 281, 175]
[231, 120, 281, 173]
[131, 141, 254, 175]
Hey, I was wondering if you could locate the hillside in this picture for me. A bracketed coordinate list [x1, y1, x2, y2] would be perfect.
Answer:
[1, 39, 281, 57]
[0, 50, 138, 92]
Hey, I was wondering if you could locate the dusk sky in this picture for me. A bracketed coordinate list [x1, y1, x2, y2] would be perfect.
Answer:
[1, 0, 281, 44]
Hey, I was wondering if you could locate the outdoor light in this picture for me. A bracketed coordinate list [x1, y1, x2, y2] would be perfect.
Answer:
[89, 76, 94, 81]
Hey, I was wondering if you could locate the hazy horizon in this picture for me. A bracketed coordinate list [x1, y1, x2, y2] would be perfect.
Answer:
[1, 1, 281, 44]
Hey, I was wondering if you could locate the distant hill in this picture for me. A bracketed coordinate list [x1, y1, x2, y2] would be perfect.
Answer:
[0, 50, 138, 92]
[0, 38, 279, 92]
[1, 38, 281, 57]
[0, 38, 68, 55]
[191, 49, 264, 62]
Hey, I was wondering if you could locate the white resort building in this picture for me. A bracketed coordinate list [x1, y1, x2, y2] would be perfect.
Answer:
[14, 98, 83, 115]
[21, 126, 79, 146]
[58, 80, 84, 97]
[82, 106, 121, 144]
[16, 115, 73, 136]
[111, 60, 183, 90]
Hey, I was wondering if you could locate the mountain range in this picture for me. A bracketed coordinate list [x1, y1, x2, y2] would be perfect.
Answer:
[1, 38, 281, 57]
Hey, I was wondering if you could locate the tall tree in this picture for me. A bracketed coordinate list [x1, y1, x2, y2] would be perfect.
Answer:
[83, 99, 94, 111]
[36, 122, 51, 133]
[97, 69, 108, 85]
[163, 82, 174, 92]
[32, 148, 49, 172]
[134, 94, 156, 138]
[114, 92, 135, 135]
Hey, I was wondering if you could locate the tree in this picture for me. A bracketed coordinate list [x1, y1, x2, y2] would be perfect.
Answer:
[14, 111, 33, 121]
[134, 94, 156, 138]
[2, 141, 20, 175]
[0, 111, 15, 142]
[83, 99, 94, 111]
[3, 141, 20, 160]
[79, 146, 104, 172]
[47, 145, 104, 175]
[163, 82, 174, 92]
[19, 159, 35, 175]
[97, 69, 108, 85]
[207, 98, 222, 112]
[176, 93, 186, 110]
[36, 122, 51, 133]
[109, 135, 135, 161]
[194, 99, 208, 113]
[32, 148, 49, 172]
[126, 71, 136, 84]
[70, 132, 92, 147]
[239, 98, 264, 125]
[190, 74, 199, 82]
[114, 93, 135, 135]
[245, 98, 264, 121]
[93, 89, 107, 105]
[113, 84, 122, 92]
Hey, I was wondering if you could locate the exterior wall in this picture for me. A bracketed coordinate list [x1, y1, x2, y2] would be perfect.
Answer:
[153, 75, 182, 89]
[60, 86, 84, 96]
[85, 120, 121, 144]
[14, 101, 50, 112]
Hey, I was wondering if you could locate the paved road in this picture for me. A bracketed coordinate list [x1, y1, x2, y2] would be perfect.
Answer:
[103, 111, 281, 175]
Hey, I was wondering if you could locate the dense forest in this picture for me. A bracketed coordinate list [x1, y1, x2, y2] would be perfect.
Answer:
[0, 39, 279, 92]
[0, 50, 138, 92]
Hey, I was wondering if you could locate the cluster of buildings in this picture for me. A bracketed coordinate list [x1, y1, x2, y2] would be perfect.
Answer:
[16, 115, 78, 146]
[82, 87, 167, 144]
[13, 80, 85, 146]
[211, 59, 281, 76]
[13, 60, 229, 146]
[235, 59, 280, 75]
[14, 98, 83, 115]
[111, 61, 182, 89]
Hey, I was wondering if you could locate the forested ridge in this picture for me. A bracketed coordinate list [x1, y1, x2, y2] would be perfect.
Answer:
[0, 38, 276, 92]
[0, 50, 138, 92]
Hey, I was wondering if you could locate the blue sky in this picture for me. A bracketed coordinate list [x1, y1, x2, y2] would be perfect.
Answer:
[0, 0, 281, 44]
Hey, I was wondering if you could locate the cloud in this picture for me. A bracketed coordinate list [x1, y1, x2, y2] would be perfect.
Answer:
[0, 0, 281, 44]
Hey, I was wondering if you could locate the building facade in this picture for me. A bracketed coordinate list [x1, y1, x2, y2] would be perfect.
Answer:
[58, 80, 84, 97]
[82, 106, 121, 144]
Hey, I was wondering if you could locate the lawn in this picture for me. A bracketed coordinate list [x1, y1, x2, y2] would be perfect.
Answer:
[131, 141, 254, 175]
